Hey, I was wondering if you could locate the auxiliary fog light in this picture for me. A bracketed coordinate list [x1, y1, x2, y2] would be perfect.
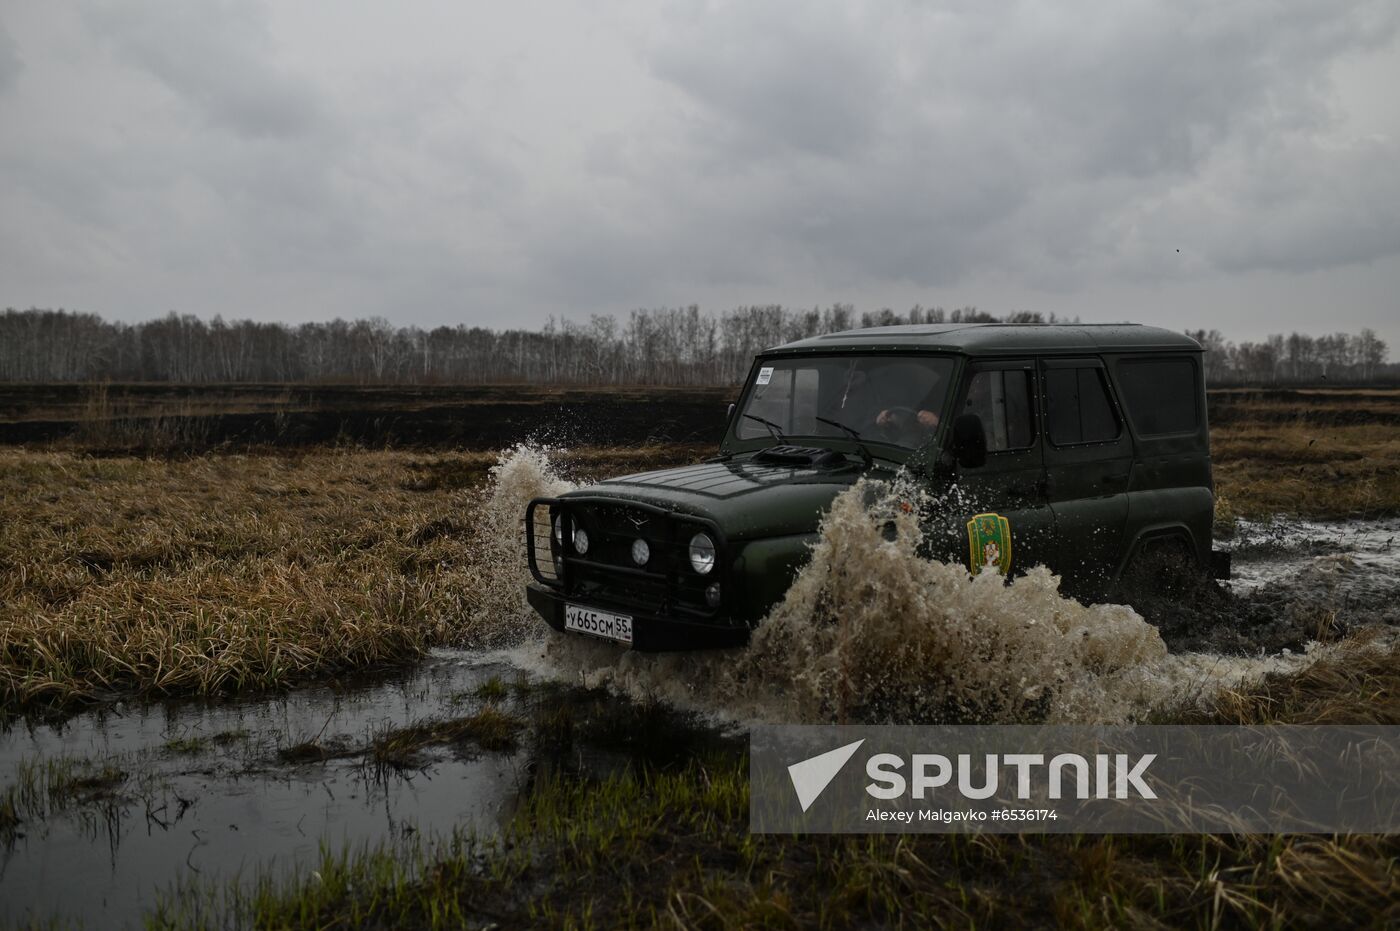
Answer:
[688, 532, 716, 575]
[573, 527, 590, 555]
[704, 582, 722, 607]
[631, 538, 650, 566]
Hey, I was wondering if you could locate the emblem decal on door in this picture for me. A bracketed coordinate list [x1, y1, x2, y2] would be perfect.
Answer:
[966, 512, 1013, 575]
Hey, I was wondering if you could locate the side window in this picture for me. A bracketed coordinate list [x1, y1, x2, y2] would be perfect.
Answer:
[1045, 366, 1120, 446]
[963, 369, 1035, 452]
[1115, 357, 1199, 436]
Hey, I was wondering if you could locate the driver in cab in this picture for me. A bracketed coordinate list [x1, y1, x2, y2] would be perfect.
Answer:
[832, 361, 942, 441]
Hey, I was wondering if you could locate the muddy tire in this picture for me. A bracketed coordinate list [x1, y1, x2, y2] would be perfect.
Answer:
[1120, 538, 1202, 599]
[1111, 537, 1229, 639]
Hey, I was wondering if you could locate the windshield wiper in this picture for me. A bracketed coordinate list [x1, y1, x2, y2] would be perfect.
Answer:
[815, 416, 874, 468]
[743, 413, 786, 445]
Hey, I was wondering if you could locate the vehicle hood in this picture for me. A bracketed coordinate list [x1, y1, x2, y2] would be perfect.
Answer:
[561, 454, 899, 540]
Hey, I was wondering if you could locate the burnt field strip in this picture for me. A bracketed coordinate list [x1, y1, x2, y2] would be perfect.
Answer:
[2, 383, 1398, 452]
[0, 383, 736, 450]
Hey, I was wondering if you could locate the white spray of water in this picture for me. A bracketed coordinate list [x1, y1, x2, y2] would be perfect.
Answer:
[733, 478, 1170, 723]
[456, 445, 574, 646]
[477, 447, 1367, 724]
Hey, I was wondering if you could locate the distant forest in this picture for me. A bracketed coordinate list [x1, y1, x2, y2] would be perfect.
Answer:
[1, 306, 1392, 386]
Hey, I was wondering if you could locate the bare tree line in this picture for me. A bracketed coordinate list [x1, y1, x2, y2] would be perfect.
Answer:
[0, 306, 1391, 386]
[1187, 328, 1391, 383]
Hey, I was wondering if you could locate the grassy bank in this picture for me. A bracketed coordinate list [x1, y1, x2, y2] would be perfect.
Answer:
[0, 445, 705, 712]
[1212, 422, 1400, 527]
[148, 644, 1400, 931]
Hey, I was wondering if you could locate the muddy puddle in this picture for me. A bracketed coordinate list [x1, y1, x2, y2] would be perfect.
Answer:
[0, 649, 731, 929]
[1181, 515, 1400, 654]
[1226, 516, 1400, 601]
[1107, 515, 1400, 658]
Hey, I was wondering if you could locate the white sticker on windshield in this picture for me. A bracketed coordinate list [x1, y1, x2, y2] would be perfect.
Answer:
[756, 366, 774, 385]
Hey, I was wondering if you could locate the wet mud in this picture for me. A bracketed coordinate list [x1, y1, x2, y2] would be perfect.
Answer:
[1123, 517, 1400, 655]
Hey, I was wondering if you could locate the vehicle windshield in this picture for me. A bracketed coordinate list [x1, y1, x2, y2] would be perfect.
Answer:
[735, 354, 956, 450]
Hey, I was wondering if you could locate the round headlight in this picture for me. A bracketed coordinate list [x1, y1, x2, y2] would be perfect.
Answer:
[705, 582, 722, 607]
[688, 532, 716, 575]
[631, 538, 650, 566]
[573, 527, 590, 555]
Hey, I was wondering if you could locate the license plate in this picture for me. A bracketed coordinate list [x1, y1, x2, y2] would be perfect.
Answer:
[564, 604, 633, 644]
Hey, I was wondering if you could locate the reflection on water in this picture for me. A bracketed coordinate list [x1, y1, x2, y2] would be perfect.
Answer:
[0, 651, 527, 929]
[0, 645, 736, 930]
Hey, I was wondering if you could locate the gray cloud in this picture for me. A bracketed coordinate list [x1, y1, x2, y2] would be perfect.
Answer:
[78, 0, 325, 139]
[0, 1, 1397, 345]
[634, 0, 1400, 291]
[0, 21, 22, 93]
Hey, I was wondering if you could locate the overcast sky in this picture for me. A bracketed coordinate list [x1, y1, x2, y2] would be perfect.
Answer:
[2, 1, 1398, 345]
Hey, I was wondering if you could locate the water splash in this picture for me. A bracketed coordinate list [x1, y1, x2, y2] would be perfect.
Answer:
[480, 451, 1378, 725]
[456, 445, 574, 646]
[734, 478, 1169, 723]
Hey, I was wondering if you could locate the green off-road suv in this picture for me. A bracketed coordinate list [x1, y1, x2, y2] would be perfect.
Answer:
[525, 324, 1225, 650]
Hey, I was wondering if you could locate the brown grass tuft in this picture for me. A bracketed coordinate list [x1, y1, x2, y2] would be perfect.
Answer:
[1211, 422, 1400, 527]
[1177, 635, 1400, 725]
[0, 446, 704, 712]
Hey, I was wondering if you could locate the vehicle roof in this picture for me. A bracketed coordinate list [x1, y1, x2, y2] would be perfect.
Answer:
[765, 323, 1201, 356]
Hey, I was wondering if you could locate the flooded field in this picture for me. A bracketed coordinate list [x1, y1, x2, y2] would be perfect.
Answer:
[2, 652, 517, 927]
[0, 643, 739, 928]
[3, 446, 1399, 927]
[3, 402, 1399, 928]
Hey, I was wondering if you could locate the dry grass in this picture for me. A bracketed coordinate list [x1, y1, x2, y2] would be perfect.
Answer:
[1211, 422, 1400, 526]
[0, 451, 442, 710]
[0, 445, 705, 712]
[1174, 634, 1400, 725]
[1208, 385, 1400, 527]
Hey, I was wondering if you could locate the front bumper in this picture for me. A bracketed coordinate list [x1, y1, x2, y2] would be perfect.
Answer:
[527, 583, 750, 652]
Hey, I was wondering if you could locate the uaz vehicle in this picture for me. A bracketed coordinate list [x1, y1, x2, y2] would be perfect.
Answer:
[525, 324, 1225, 650]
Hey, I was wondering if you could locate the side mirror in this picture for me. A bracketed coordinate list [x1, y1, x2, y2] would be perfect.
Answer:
[952, 413, 987, 469]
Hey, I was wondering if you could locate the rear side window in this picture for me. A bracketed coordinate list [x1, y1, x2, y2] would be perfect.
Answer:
[963, 369, 1035, 451]
[1116, 358, 1199, 436]
[1045, 367, 1120, 445]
